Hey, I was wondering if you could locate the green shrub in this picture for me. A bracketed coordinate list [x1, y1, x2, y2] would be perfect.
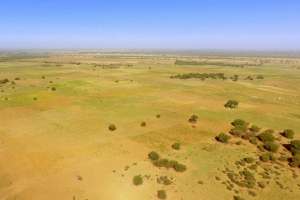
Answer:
[290, 140, 300, 155]
[233, 196, 245, 200]
[257, 144, 265, 152]
[258, 181, 266, 189]
[108, 124, 116, 131]
[233, 119, 246, 126]
[148, 151, 160, 161]
[0, 78, 9, 84]
[33, 97, 37, 101]
[189, 115, 198, 122]
[258, 132, 275, 143]
[250, 137, 258, 145]
[165, 160, 178, 168]
[264, 142, 279, 152]
[236, 141, 242, 145]
[256, 75, 264, 79]
[14, 77, 20, 80]
[260, 154, 270, 162]
[230, 130, 245, 137]
[283, 129, 294, 139]
[133, 175, 143, 186]
[11, 81, 16, 85]
[250, 125, 260, 132]
[242, 132, 255, 140]
[51, 87, 56, 91]
[244, 157, 255, 163]
[218, 133, 230, 143]
[174, 163, 187, 172]
[224, 100, 239, 108]
[233, 125, 247, 132]
[156, 114, 161, 118]
[265, 129, 275, 134]
[141, 122, 146, 127]
[158, 190, 167, 199]
[290, 155, 300, 167]
[153, 159, 169, 167]
[172, 142, 180, 150]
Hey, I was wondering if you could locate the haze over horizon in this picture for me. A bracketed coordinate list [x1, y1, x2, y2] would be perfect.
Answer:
[1, 0, 299, 51]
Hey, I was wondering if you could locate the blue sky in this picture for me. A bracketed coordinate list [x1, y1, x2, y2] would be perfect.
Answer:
[0, 0, 299, 50]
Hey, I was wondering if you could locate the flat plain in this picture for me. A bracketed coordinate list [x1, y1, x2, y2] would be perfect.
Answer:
[0, 52, 300, 200]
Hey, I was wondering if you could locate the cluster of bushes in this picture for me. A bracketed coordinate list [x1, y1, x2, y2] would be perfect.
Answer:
[227, 169, 256, 188]
[157, 176, 172, 186]
[224, 100, 239, 108]
[170, 72, 226, 80]
[148, 151, 186, 172]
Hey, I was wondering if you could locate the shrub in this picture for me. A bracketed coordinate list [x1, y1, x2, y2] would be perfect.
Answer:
[242, 132, 255, 140]
[174, 163, 187, 172]
[189, 115, 198, 122]
[250, 125, 260, 132]
[218, 133, 230, 143]
[141, 122, 146, 127]
[33, 97, 37, 101]
[265, 129, 275, 134]
[14, 77, 20, 80]
[290, 155, 300, 167]
[234, 196, 245, 200]
[172, 142, 180, 150]
[236, 141, 242, 145]
[165, 160, 178, 168]
[245, 157, 255, 163]
[256, 75, 264, 79]
[51, 87, 56, 91]
[148, 151, 159, 161]
[258, 182, 266, 189]
[257, 144, 265, 152]
[11, 81, 16, 85]
[283, 129, 294, 139]
[264, 142, 279, 152]
[224, 100, 239, 108]
[156, 114, 161, 118]
[0, 78, 9, 84]
[233, 119, 246, 126]
[233, 125, 247, 132]
[133, 175, 143, 186]
[290, 140, 300, 155]
[108, 124, 116, 131]
[158, 190, 167, 199]
[250, 137, 258, 145]
[153, 159, 169, 167]
[230, 130, 245, 137]
[258, 132, 275, 143]
[260, 154, 270, 162]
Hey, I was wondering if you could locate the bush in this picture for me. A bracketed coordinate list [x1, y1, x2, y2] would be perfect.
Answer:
[0, 78, 9, 84]
[108, 124, 116, 131]
[233, 119, 246, 126]
[14, 77, 20, 80]
[133, 175, 143, 186]
[242, 132, 255, 140]
[283, 129, 294, 139]
[264, 142, 279, 152]
[258, 132, 275, 143]
[290, 140, 300, 155]
[165, 160, 178, 168]
[224, 100, 239, 108]
[148, 151, 159, 161]
[51, 87, 56, 91]
[189, 115, 198, 122]
[250, 125, 260, 132]
[172, 142, 180, 150]
[256, 75, 264, 79]
[265, 129, 275, 134]
[174, 163, 187, 172]
[257, 144, 265, 152]
[258, 182, 266, 189]
[290, 155, 300, 167]
[260, 154, 270, 162]
[230, 130, 245, 137]
[156, 114, 161, 118]
[245, 157, 255, 163]
[153, 159, 169, 167]
[236, 141, 242, 145]
[250, 137, 258, 145]
[233, 196, 245, 200]
[233, 125, 247, 132]
[141, 122, 146, 127]
[218, 133, 230, 143]
[158, 190, 167, 199]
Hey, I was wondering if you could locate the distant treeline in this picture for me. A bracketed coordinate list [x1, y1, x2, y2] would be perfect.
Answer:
[170, 73, 226, 80]
[174, 59, 260, 67]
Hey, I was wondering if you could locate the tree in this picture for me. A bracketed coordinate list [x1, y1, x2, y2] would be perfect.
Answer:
[141, 122, 146, 127]
[218, 133, 230, 143]
[258, 132, 275, 143]
[189, 115, 198, 123]
[158, 190, 167, 199]
[283, 129, 294, 139]
[172, 142, 180, 150]
[148, 151, 159, 160]
[133, 175, 143, 186]
[264, 142, 279, 152]
[224, 100, 239, 108]
[109, 124, 116, 131]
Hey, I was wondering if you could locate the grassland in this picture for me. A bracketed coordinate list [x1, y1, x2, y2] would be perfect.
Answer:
[0, 52, 300, 200]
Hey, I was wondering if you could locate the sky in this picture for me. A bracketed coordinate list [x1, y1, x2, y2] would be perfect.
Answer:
[0, 0, 299, 50]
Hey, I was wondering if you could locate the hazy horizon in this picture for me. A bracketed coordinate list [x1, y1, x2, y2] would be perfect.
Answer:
[1, 0, 299, 51]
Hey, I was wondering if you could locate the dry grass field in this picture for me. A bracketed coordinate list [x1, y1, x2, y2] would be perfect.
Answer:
[0, 52, 300, 200]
